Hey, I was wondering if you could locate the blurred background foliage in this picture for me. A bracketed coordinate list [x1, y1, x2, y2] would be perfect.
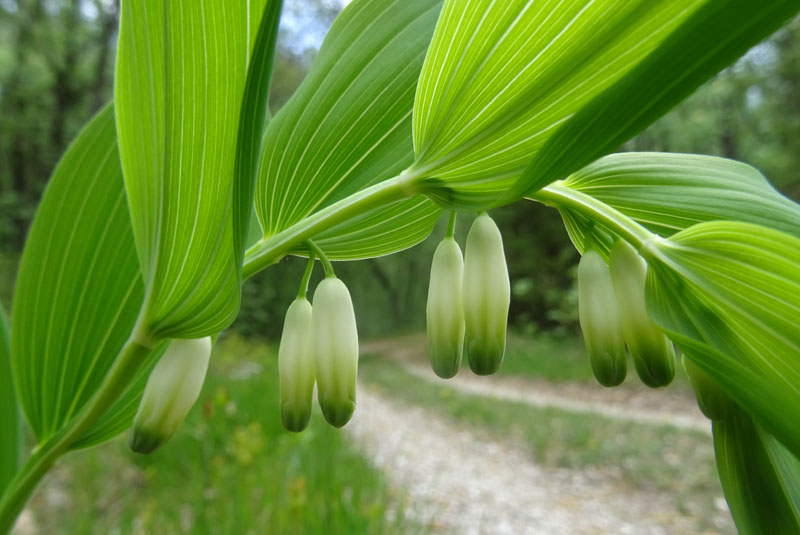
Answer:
[1, 0, 799, 341]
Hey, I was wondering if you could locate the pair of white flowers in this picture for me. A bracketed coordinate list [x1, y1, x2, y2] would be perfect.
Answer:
[578, 241, 735, 419]
[426, 213, 511, 379]
[277, 277, 358, 432]
[129, 276, 359, 452]
[577, 240, 675, 388]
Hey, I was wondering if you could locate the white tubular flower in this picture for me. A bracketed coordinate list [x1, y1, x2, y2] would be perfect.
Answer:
[130, 337, 212, 454]
[578, 250, 627, 387]
[609, 240, 675, 387]
[279, 298, 315, 432]
[462, 213, 510, 376]
[312, 277, 359, 427]
[426, 237, 465, 379]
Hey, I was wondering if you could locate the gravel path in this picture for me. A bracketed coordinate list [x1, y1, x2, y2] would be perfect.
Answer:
[350, 336, 732, 534]
[363, 335, 710, 434]
[348, 383, 718, 535]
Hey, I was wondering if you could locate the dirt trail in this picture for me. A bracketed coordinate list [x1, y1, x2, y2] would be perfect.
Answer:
[362, 335, 710, 434]
[348, 335, 732, 534]
[349, 383, 726, 535]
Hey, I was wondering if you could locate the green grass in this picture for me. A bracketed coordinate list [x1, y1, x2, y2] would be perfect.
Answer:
[27, 337, 417, 535]
[500, 332, 696, 395]
[499, 333, 595, 383]
[360, 356, 731, 533]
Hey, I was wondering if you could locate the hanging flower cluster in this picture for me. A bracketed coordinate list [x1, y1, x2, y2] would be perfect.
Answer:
[577, 239, 676, 389]
[426, 213, 511, 378]
[127, 217, 699, 446]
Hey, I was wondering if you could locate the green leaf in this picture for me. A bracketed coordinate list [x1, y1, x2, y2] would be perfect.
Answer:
[517, 0, 800, 197]
[253, 0, 443, 261]
[644, 221, 800, 458]
[552, 152, 800, 257]
[303, 197, 441, 260]
[713, 405, 800, 532]
[233, 0, 283, 273]
[0, 301, 20, 494]
[11, 105, 158, 448]
[115, 0, 272, 338]
[404, 0, 799, 208]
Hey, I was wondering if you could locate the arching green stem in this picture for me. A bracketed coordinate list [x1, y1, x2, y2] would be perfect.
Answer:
[243, 175, 410, 279]
[297, 254, 316, 300]
[0, 335, 155, 533]
[445, 211, 457, 239]
[306, 240, 335, 278]
[530, 181, 656, 252]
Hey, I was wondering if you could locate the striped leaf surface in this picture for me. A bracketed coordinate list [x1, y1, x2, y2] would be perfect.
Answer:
[552, 153, 800, 258]
[10, 106, 159, 448]
[254, 0, 443, 261]
[407, 0, 800, 208]
[713, 405, 800, 532]
[0, 302, 19, 494]
[115, 0, 272, 338]
[645, 221, 800, 459]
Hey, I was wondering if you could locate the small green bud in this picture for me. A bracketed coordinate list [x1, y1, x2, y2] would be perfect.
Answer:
[609, 240, 675, 387]
[130, 337, 212, 454]
[426, 237, 465, 378]
[279, 298, 315, 432]
[578, 249, 626, 387]
[682, 355, 733, 421]
[463, 213, 510, 375]
[312, 277, 358, 427]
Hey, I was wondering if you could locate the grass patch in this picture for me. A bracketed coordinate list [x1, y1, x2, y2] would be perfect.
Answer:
[360, 356, 730, 533]
[28, 337, 417, 535]
[500, 333, 594, 383]
[500, 332, 696, 395]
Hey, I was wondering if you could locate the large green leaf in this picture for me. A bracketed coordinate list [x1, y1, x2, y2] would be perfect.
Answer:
[551, 152, 800, 257]
[403, 0, 799, 208]
[253, 0, 443, 261]
[11, 105, 158, 448]
[115, 0, 270, 338]
[517, 0, 800, 197]
[713, 405, 800, 532]
[0, 302, 19, 494]
[644, 221, 800, 458]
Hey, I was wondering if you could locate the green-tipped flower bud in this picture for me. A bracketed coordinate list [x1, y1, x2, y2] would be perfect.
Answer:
[682, 355, 733, 421]
[463, 213, 510, 375]
[279, 298, 315, 432]
[426, 237, 465, 378]
[130, 337, 212, 454]
[609, 240, 675, 387]
[578, 250, 626, 387]
[312, 277, 358, 427]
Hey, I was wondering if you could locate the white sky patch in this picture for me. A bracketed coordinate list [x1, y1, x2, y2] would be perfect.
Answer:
[279, 0, 350, 54]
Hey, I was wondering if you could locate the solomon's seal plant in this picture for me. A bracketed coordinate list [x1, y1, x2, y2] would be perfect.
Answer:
[311, 275, 360, 428]
[2, 0, 800, 532]
[609, 240, 676, 387]
[277, 257, 317, 433]
[577, 248, 627, 387]
[462, 213, 511, 376]
[426, 213, 466, 379]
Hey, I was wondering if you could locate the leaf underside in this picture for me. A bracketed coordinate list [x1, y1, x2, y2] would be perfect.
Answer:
[646, 221, 800, 458]
[406, 0, 799, 207]
[115, 0, 271, 338]
[553, 152, 800, 257]
[255, 0, 444, 260]
[11, 106, 157, 448]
